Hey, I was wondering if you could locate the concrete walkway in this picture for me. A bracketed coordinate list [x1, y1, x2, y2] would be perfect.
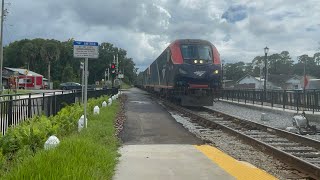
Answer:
[114, 144, 234, 180]
[114, 88, 276, 180]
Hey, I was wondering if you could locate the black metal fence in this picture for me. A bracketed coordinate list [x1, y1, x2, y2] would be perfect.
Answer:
[0, 89, 118, 135]
[219, 89, 320, 113]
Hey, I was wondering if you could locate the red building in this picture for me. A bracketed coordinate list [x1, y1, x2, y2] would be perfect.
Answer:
[4, 67, 47, 90]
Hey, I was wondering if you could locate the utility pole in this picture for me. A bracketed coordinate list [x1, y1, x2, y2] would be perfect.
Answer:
[112, 55, 115, 87]
[107, 68, 109, 81]
[116, 54, 119, 75]
[0, 0, 5, 94]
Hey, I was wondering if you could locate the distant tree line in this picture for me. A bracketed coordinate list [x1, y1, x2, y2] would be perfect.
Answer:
[223, 51, 320, 81]
[3, 38, 137, 87]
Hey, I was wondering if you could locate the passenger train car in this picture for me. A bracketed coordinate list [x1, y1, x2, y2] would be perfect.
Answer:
[138, 39, 221, 106]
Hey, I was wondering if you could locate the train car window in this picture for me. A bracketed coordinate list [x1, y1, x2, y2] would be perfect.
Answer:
[198, 46, 212, 60]
[181, 44, 212, 63]
[181, 45, 197, 59]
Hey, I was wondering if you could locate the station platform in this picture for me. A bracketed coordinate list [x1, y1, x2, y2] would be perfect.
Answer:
[114, 88, 276, 180]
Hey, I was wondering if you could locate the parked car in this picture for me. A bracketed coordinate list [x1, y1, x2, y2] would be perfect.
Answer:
[59, 82, 82, 90]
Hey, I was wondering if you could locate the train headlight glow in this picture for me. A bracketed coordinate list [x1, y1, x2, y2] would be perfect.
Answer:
[194, 60, 198, 63]
[199, 60, 204, 64]
[214, 70, 219, 74]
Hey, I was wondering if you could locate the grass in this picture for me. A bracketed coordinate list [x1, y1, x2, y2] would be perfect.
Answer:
[2, 101, 120, 180]
[120, 82, 131, 89]
[1, 89, 31, 95]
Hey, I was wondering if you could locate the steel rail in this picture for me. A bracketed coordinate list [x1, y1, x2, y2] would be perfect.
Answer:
[163, 101, 320, 179]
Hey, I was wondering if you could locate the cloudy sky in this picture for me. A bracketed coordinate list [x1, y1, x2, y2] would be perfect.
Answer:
[3, 0, 320, 70]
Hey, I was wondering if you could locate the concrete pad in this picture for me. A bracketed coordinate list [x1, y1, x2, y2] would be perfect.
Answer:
[113, 144, 234, 180]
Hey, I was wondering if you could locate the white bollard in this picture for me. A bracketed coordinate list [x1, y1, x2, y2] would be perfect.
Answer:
[94, 106, 100, 115]
[102, 101, 107, 107]
[44, 135, 60, 150]
[108, 98, 112, 106]
[78, 115, 87, 132]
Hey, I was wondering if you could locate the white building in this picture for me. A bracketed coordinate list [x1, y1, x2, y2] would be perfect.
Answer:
[235, 74, 318, 90]
[235, 74, 274, 89]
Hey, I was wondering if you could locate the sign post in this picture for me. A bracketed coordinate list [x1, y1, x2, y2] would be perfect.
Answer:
[80, 62, 84, 103]
[73, 41, 99, 128]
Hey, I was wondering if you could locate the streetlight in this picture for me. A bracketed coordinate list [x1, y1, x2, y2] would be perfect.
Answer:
[221, 60, 225, 89]
[264, 46, 269, 100]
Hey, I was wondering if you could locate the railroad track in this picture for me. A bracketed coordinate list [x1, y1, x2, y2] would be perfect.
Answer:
[163, 101, 320, 179]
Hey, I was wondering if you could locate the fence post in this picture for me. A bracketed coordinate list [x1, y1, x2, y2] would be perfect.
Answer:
[296, 91, 300, 113]
[73, 90, 76, 104]
[253, 91, 255, 105]
[238, 90, 240, 103]
[42, 93, 45, 112]
[313, 90, 315, 114]
[231, 90, 233, 102]
[53, 92, 57, 115]
[244, 91, 247, 104]
[28, 93, 32, 118]
[282, 90, 286, 109]
[271, 90, 273, 107]
[226, 90, 229, 100]
[8, 95, 13, 126]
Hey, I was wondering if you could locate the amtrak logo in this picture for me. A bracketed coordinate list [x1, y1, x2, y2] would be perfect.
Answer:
[194, 71, 206, 76]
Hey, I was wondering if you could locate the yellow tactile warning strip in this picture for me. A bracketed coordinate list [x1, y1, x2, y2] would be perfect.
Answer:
[195, 145, 278, 180]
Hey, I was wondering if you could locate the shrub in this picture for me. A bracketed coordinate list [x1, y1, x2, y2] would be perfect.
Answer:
[0, 95, 110, 163]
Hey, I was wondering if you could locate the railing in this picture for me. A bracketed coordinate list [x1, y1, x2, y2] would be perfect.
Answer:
[219, 89, 320, 113]
[0, 88, 118, 135]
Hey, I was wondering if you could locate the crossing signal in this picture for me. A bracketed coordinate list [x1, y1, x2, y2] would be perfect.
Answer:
[111, 63, 115, 69]
[110, 63, 116, 78]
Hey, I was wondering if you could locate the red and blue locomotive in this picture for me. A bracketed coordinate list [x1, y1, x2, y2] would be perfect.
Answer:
[140, 39, 221, 106]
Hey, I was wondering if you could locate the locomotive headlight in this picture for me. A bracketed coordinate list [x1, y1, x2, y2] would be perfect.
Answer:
[194, 60, 198, 63]
[214, 70, 219, 74]
[199, 60, 204, 64]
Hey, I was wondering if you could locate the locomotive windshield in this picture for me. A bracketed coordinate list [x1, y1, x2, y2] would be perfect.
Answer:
[181, 44, 212, 62]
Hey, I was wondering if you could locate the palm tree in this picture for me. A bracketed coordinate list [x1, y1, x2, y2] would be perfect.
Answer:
[40, 41, 60, 88]
[21, 42, 38, 70]
[314, 52, 320, 66]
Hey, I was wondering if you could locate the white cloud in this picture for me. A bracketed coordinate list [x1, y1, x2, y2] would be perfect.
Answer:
[2, 0, 320, 70]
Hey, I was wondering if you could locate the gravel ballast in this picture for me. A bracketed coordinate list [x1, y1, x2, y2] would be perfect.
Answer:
[167, 110, 308, 179]
[207, 101, 320, 141]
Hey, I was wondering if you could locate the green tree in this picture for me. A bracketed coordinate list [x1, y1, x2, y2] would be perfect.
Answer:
[21, 42, 39, 70]
[313, 52, 320, 66]
[40, 41, 60, 85]
[224, 61, 247, 81]
[61, 63, 75, 82]
[3, 38, 137, 86]
[294, 54, 318, 77]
